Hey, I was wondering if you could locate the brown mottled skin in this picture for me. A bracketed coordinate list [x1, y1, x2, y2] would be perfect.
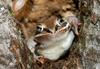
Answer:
[12, 0, 81, 63]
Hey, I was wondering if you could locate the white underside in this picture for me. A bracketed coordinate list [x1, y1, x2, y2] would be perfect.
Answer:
[39, 31, 75, 60]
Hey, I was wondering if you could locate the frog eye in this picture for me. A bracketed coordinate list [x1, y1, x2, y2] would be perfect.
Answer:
[59, 18, 64, 23]
[36, 24, 44, 33]
[56, 18, 67, 27]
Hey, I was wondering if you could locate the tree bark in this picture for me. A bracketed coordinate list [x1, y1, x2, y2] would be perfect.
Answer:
[0, 0, 100, 69]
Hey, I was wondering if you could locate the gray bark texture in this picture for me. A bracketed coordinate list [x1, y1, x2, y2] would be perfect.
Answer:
[0, 1, 17, 69]
[0, 0, 100, 69]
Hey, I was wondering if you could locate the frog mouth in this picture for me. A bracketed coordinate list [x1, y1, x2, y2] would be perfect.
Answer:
[33, 18, 75, 60]
[30, 16, 75, 60]
[34, 18, 72, 46]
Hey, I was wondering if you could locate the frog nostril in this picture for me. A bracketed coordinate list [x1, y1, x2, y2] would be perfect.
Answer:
[62, 22, 67, 27]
